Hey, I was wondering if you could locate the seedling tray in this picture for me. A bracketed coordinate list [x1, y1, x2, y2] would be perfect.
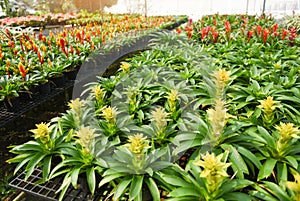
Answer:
[9, 169, 112, 201]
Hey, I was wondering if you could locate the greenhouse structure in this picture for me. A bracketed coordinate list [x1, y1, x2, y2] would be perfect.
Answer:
[1, 0, 300, 200]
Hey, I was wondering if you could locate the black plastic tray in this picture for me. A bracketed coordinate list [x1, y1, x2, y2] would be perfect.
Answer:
[9, 168, 112, 201]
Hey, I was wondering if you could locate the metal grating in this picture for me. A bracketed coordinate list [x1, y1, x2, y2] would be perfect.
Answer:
[9, 169, 113, 201]
[0, 80, 75, 128]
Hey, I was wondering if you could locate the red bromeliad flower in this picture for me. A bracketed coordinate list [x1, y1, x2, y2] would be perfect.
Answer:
[247, 30, 253, 42]
[289, 26, 297, 41]
[272, 23, 278, 33]
[38, 28, 43, 41]
[256, 25, 262, 36]
[201, 26, 210, 39]
[212, 29, 219, 43]
[176, 27, 182, 34]
[18, 62, 28, 80]
[59, 38, 68, 56]
[263, 28, 269, 43]
[186, 26, 193, 40]
[224, 21, 231, 33]
[70, 45, 74, 54]
[282, 29, 289, 40]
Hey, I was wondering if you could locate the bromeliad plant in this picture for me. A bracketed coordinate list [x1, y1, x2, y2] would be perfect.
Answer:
[161, 151, 253, 201]
[6, 122, 75, 182]
[99, 133, 172, 201]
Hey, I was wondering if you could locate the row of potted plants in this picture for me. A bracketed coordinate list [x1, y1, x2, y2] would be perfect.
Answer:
[0, 12, 79, 27]
[0, 14, 180, 111]
[7, 14, 300, 200]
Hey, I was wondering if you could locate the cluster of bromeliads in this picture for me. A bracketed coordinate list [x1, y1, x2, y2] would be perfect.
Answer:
[7, 13, 300, 201]
[0, 13, 176, 111]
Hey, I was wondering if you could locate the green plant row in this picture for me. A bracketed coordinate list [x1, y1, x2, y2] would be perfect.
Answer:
[0, 14, 180, 108]
[7, 14, 300, 201]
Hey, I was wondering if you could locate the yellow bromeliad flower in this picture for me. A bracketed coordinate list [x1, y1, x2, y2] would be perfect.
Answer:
[207, 99, 228, 138]
[166, 89, 179, 113]
[101, 106, 117, 123]
[151, 107, 170, 133]
[275, 122, 299, 156]
[213, 69, 230, 97]
[166, 89, 179, 102]
[194, 152, 231, 193]
[30, 122, 51, 144]
[120, 62, 131, 73]
[68, 98, 85, 115]
[258, 96, 279, 117]
[75, 127, 96, 155]
[125, 133, 150, 154]
[285, 172, 300, 201]
[276, 122, 299, 142]
[273, 61, 281, 69]
[94, 85, 105, 102]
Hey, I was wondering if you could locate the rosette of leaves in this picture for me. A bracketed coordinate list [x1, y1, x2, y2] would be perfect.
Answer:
[245, 122, 300, 183]
[6, 122, 75, 183]
[48, 127, 118, 201]
[99, 134, 172, 201]
[161, 151, 253, 201]
[0, 75, 21, 105]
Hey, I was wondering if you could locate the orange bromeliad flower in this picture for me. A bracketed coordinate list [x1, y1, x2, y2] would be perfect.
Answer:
[38, 51, 44, 64]
[18, 62, 28, 79]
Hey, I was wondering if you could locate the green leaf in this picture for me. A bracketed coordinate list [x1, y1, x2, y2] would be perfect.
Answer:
[257, 126, 276, 148]
[71, 167, 81, 188]
[42, 155, 52, 182]
[98, 172, 127, 187]
[9, 154, 32, 175]
[258, 158, 277, 181]
[222, 192, 252, 201]
[237, 145, 262, 169]
[25, 152, 47, 180]
[161, 174, 191, 187]
[251, 79, 261, 91]
[145, 177, 160, 201]
[217, 179, 253, 197]
[114, 177, 132, 200]
[250, 190, 278, 201]
[129, 175, 144, 200]
[57, 174, 71, 201]
[169, 187, 202, 198]
[277, 162, 287, 182]
[86, 167, 96, 195]
[262, 181, 291, 201]
[221, 144, 248, 178]
[12, 141, 44, 152]
[286, 156, 298, 169]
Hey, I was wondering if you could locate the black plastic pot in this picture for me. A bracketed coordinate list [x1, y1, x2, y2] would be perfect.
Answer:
[64, 69, 78, 80]
[3, 97, 20, 112]
[50, 75, 66, 88]
[38, 82, 51, 95]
